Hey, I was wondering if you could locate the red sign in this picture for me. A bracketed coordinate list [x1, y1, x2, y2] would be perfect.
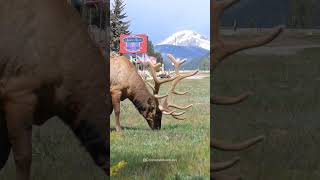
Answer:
[135, 56, 157, 65]
[119, 34, 148, 54]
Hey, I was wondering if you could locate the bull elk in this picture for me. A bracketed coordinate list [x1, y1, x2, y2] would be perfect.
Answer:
[211, 0, 283, 179]
[0, 1, 110, 180]
[110, 53, 198, 131]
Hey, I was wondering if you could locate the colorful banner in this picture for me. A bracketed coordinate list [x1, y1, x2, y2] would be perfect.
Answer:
[119, 34, 148, 54]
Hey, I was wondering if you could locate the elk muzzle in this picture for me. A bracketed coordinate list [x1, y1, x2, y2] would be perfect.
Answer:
[144, 106, 162, 130]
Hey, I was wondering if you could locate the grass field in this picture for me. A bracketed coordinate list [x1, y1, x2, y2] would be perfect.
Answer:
[0, 77, 209, 180]
[213, 46, 320, 180]
[111, 76, 210, 179]
[0, 118, 106, 180]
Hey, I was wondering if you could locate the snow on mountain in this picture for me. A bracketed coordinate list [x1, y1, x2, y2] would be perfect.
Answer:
[157, 30, 210, 50]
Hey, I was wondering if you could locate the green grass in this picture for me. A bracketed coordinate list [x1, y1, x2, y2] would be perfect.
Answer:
[212, 48, 320, 180]
[0, 119, 105, 180]
[111, 77, 210, 179]
[0, 76, 210, 180]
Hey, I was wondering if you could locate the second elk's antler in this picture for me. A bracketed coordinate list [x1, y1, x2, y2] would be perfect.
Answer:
[147, 54, 198, 120]
[211, 0, 283, 179]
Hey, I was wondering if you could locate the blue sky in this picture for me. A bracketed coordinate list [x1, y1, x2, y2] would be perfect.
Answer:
[111, 0, 210, 44]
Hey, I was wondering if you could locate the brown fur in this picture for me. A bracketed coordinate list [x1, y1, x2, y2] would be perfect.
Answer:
[0, 1, 110, 179]
[110, 55, 162, 131]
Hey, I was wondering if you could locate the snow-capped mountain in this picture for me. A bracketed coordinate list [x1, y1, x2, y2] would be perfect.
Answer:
[155, 45, 209, 70]
[157, 30, 210, 50]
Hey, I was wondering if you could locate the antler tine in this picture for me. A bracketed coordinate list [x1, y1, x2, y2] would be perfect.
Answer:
[211, 136, 265, 151]
[212, 0, 284, 69]
[214, 26, 284, 67]
[154, 94, 168, 99]
[159, 96, 187, 119]
[212, 0, 240, 43]
[172, 70, 199, 95]
[167, 54, 186, 75]
[171, 111, 186, 116]
[162, 110, 176, 115]
[211, 157, 241, 172]
[216, 0, 240, 14]
[212, 0, 240, 66]
[159, 97, 177, 115]
[167, 54, 199, 95]
[172, 115, 186, 120]
[147, 61, 176, 95]
[168, 104, 193, 110]
[211, 91, 253, 105]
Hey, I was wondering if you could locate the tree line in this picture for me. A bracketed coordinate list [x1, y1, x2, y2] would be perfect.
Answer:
[110, 0, 163, 64]
[221, 0, 320, 29]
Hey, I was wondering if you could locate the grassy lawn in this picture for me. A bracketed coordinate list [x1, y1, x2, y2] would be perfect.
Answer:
[0, 118, 105, 180]
[212, 48, 320, 180]
[0, 76, 210, 180]
[111, 77, 210, 179]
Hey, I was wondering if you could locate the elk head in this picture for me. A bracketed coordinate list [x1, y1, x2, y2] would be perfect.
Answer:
[211, 0, 283, 179]
[145, 54, 198, 130]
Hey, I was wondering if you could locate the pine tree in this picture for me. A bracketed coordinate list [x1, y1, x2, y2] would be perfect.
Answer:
[147, 40, 164, 65]
[199, 56, 210, 71]
[110, 0, 130, 52]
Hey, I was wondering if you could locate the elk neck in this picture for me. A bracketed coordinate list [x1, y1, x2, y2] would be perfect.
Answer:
[128, 74, 157, 116]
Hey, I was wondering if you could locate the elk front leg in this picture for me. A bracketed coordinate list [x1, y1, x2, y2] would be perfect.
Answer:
[111, 91, 122, 131]
[5, 94, 36, 180]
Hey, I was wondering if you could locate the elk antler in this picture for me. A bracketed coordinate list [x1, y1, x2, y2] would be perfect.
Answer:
[211, 136, 265, 151]
[212, 157, 240, 172]
[211, 0, 284, 69]
[147, 54, 198, 120]
[211, 0, 283, 179]
[147, 62, 176, 97]
[211, 0, 283, 107]
[211, 91, 253, 105]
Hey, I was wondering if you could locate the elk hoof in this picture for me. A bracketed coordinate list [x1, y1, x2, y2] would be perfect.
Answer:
[116, 126, 123, 132]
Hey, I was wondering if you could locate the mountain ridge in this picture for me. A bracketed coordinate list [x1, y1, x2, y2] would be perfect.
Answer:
[155, 44, 209, 70]
[157, 30, 210, 50]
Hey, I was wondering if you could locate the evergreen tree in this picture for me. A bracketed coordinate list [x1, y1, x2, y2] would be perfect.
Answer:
[147, 40, 164, 65]
[199, 56, 210, 71]
[110, 0, 130, 52]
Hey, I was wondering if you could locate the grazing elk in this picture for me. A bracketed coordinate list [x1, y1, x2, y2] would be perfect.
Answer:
[110, 53, 198, 131]
[0, 1, 110, 180]
[211, 0, 283, 179]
